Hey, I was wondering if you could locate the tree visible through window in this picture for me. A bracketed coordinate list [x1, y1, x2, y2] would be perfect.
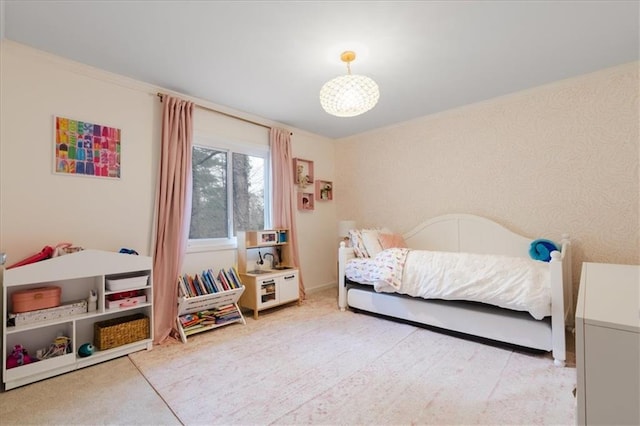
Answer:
[190, 144, 267, 242]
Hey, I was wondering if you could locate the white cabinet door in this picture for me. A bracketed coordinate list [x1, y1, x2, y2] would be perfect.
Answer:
[278, 272, 299, 304]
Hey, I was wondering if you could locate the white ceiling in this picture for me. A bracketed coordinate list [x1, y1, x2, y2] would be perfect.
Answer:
[2, 1, 638, 139]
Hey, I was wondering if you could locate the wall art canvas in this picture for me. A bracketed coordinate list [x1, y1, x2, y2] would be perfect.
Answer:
[54, 116, 121, 178]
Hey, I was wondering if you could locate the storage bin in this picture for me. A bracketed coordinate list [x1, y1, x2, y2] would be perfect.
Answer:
[106, 295, 146, 309]
[11, 299, 87, 326]
[11, 286, 61, 313]
[106, 275, 149, 291]
[94, 313, 150, 350]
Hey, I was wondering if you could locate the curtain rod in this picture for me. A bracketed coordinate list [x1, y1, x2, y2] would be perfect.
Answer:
[157, 92, 292, 135]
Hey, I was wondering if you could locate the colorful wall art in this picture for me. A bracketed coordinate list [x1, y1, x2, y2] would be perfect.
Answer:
[54, 116, 121, 178]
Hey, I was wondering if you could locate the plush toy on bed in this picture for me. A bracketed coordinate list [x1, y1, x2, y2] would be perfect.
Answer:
[529, 239, 559, 262]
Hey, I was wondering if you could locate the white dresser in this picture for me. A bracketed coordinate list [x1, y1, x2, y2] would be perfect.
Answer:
[575, 262, 640, 426]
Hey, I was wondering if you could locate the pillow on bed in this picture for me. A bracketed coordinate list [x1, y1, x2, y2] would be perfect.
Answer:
[378, 232, 408, 249]
[349, 228, 390, 258]
[349, 229, 369, 258]
[361, 229, 385, 257]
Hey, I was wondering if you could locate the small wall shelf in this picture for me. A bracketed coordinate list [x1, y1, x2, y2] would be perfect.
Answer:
[315, 180, 333, 201]
[293, 158, 314, 188]
[298, 192, 314, 211]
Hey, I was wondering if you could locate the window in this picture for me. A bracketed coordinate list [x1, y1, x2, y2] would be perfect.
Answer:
[189, 138, 270, 249]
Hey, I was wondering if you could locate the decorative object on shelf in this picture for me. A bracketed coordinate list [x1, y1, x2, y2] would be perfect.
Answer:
[6, 345, 34, 369]
[293, 158, 314, 188]
[54, 115, 121, 179]
[6, 245, 54, 269]
[319, 50, 380, 118]
[298, 192, 314, 211]
[53, 242, 83, 257]
[315, 180, 333, 201]
[36, 336, 71, 360]
[338, 220, 356, 244]
[77, 343, 95, 358]
[119, 248, 139, 255]
[87, 289, 98, 312]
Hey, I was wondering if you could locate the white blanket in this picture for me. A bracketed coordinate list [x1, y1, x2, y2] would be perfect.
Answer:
[349, 248, 551, 319]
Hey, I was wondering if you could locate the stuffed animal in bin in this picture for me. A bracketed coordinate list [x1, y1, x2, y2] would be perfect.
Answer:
[6, 345, 33, 369]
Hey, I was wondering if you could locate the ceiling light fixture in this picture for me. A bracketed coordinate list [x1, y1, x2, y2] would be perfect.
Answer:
[319, 51, 380, 118]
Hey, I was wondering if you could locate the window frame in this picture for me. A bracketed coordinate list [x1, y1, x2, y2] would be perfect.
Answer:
[187, 135, 271, 252]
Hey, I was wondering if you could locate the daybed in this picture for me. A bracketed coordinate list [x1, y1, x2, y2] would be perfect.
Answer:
[337, 214, 572, 366]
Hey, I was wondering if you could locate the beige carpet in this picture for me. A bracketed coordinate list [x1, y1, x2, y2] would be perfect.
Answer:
[0, 356, 179, 425]
[1, 288, 577, 425]
[130, 287, 577, 425]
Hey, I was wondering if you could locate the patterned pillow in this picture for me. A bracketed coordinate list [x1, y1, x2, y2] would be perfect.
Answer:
[349, 229, 369, 258]
[349, 228, 393, 257]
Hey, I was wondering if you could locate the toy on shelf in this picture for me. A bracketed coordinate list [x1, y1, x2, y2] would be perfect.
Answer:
[36, 335, 71, 360]
[6, 246, 54, 269]
[6, 345, 34, 369]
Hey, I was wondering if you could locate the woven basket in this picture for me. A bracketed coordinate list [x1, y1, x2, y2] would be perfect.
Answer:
[94, 313, 150, 350]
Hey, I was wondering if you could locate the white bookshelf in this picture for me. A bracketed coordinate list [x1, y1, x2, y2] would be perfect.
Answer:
[175, 287, 246, 343]
[2, 250, 153, 390]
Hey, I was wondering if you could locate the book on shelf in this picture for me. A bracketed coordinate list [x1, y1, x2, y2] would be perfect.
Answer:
[185, 274, 198, 296]
[178, 267, 245, 299]
[217, 270, 230, 291]
[228, 267, 243, 288]
[208, 269, 223, 292]
[178, 275, 190, 298]
[179, 313, 200, 327]
[178, 305, 241, 331]
[183, 323, 205, 332]
[202, 270, 216, 293]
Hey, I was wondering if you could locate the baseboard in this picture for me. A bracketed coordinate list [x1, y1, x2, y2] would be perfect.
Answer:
[305, 281, 336, 294]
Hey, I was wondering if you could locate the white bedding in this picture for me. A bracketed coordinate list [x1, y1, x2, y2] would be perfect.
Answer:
[345, 248, 551, 319]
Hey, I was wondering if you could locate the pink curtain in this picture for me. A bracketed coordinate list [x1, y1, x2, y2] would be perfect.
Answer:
[152, 96, 194, 344]
[270, 128, 305, 299]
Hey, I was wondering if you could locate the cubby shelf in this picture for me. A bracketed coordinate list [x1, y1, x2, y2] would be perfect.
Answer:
[2, 250, 153, 390]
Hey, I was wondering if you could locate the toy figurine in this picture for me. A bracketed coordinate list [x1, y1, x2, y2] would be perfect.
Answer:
[6, 344, 33, 369]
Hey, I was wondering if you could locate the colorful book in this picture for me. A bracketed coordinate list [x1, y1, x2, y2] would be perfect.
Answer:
[205, 270, 218, 293]
[217, 270, 230, 291]
[188, 274, 201, 296]
[228, 267, 243, 288]
[220, 269, 234, 289]
[177, 275, 190, 297]
[196, 274, 206, 295]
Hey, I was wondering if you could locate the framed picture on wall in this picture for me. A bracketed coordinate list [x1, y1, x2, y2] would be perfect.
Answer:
[293, 158, 314, 188]
[54, 115, 121, 179]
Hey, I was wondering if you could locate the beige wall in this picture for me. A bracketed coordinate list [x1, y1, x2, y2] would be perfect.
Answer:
[2, 39, 637, 297]
[336, 62, 640, 297]
[0, 41, 337, 292]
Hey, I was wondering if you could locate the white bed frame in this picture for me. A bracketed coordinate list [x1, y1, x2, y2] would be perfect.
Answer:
[338, 214, 572, 366]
